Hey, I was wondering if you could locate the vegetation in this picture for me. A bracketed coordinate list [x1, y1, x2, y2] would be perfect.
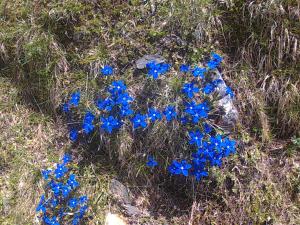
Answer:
[0, 0, 299, 224]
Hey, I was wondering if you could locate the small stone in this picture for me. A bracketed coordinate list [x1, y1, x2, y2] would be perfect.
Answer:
[136, 55, 166, 69]
[105, 213, 127, 225]
[109, 179, 132, 204]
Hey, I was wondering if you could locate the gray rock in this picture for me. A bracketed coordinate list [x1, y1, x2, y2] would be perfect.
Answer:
[122, 204, 150, 217]
[109, 179, 132, 204]
[212, 70, 239, 130]
[135, 55, 166, 69]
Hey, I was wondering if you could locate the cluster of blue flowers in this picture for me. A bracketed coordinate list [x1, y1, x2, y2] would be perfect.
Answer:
[36, 154, 88, 225]
[146, 61, 171, 79]
[63, 52, 237, 182]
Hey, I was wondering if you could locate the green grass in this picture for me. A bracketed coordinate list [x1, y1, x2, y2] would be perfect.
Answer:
[0, 0, 300, 224]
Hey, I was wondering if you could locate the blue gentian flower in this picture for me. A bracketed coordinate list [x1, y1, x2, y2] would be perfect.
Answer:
[61, 184, 71, 198]
[54, 164, 68, 179]
[147, 108, 162, 122]
[96, 98, 115, 112]
[69, 92, 80, 107]
[207, 60, 219, 70]
[203, 123, 213, 134]
[82, 112, 95, 134]
[212, 79, 223, 87]
[211, 52, 223, 63]
[192, 67, 206, 78]
[62, 153, 71, 164]
[222, 137, 236, 157]
[67, 174, 79, 189]
[116, 92, 133, 106]
[132, 114, 147, 129]
[163, 105, 177, 122]
[209, 135, 223, 152]
[69, 128, 78, 142]
[226, 86, 235, 98]
[79, 196, 88, 204]
[168, 160, 192, 176]
[62, 103, 70, 113]
[179, 116, 189, 125]
[202, 83, 215, 95]
[189, 130, 204, 147]
[68, 198, 78, 208]
[182, 82, 199, 98]
[146, 62, 170, 79]
[108, 80, 127, 95]
[119, 105, 134, 117]
[100, 116, 119, 133]
[101, 65, 113, 76]
[82, 122, 94, 135]
[42, 169, 52, 180]
[180, 64, 190, 73]
[36, 195, 47, 213]
[146, 156, 158, 168]
[43, 216, 60, 225]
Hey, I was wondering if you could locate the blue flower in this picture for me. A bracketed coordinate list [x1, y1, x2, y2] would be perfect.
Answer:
[158, 63, 171, 74]
[96, 98, 115, 112]
[189, 130, 204, 147]
[69, 92, 80, 107]
[119, 105, 134, 117]
[207, 60, 219, 70]
[108, 80, 127, 95]
[82, 112, 95, 134]
[62, 103, 70, 113]
[36, 195, 47, 213]
[132, 114, 147, 129]
[42, 169, 52, 180]
[168, 160, 192, 176]
[50, 198, 58, 208]
[146, 156, 158, 168]
[43, 216, 60, 225]
[222, 137, 236, 157]
[146, 62, 170, 79]
[79, 196, 88, 204]
[69, 128, 78, 142]
[202, 83, 215, 95]
[226, 86, 235, 98]
[147, 108, 162, 122]
[101, 65, 113, 76]
[163, 105, 177, 122]
[62, 153, 72, 164]
[68, 198, 78, 208]
[67, 174, 79, 189]
[192, 67, 206, 78]
[211, 52, 223, 63]
[203, 123, 213, 134]
[100, 116, 120, 133]
[54, 164, 68, 179]
[179, 116, 189, 125]
[209, 135, 223, 152]
[212, 79, 223, 87]
[116, 92, 134, 106]
[182, 82, 199, 98]
[180, 64, 190, 73]
[61, 184, 71, 198]
[185, 101, 210, 123]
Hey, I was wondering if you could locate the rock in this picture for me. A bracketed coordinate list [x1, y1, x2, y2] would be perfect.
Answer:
[122, 204, 149, 217]
[105, 213, 127, 225]
[135, 55, 166, 69]
[109, 179, 132, 204]
[212, 70, 239, 130]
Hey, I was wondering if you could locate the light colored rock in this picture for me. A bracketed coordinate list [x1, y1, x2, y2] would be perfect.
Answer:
[105, 213, 127, 225]
[109, 179, 132, 204]
[135, 55, 166, 69]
